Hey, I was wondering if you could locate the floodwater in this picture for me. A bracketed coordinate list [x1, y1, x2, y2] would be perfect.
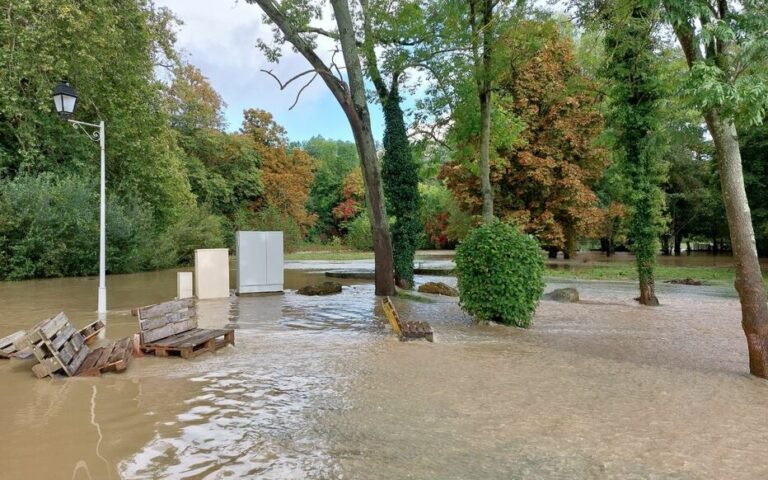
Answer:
[1, 257, 767, 479]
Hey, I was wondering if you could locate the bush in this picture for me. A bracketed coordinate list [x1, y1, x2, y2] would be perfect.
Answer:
[0, 174, 228, 279]
[455, 221, 545, 327]
[153, 205, 226, 267]
[345, 212, 373, 250]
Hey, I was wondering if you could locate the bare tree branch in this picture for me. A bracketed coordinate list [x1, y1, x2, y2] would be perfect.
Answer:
[260, 68, 318, 90]
[289, 73, 319, 110]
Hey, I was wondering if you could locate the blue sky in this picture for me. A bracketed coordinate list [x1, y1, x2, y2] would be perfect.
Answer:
[156, 0, 384, 142]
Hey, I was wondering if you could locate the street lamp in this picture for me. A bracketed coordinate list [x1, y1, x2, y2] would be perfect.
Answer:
[52, 81, 107, 314]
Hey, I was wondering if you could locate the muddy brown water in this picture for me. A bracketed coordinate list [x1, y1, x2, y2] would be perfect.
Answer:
[1, 259, 767, 479]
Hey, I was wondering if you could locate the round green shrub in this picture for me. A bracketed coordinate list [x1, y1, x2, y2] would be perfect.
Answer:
[455, 221, 545, 327]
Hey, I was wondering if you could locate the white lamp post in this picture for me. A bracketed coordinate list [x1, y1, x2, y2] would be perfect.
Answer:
[52, 81, 107, 314]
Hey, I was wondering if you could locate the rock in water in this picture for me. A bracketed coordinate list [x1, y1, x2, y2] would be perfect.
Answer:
[297, 282, 343, 296]
[417, 282, 459, 297]
[543, 288, 579, 303]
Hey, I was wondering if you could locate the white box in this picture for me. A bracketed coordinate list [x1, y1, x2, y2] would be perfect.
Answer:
[177, 271, 193, 299]
[237, 231, 284, 294]
[194, 248, 230, 299]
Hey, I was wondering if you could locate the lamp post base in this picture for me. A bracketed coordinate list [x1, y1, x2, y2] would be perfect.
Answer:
[97, 286, 107, 314]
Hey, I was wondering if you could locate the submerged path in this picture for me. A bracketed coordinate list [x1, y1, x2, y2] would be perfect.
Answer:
[0, 261, 766, 479]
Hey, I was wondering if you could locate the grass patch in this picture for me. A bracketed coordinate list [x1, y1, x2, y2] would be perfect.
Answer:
[544, 264, 746, 285]
[286, 250, 374, 261]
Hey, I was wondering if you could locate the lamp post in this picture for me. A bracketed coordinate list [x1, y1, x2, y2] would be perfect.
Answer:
[52, 81, 107, 314]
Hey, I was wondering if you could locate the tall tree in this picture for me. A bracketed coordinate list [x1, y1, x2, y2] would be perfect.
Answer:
[247, 0, 396, 295]
[602, 1, 667, 306]
[443, 20, 609, 257]
[662, 0, 768, 376]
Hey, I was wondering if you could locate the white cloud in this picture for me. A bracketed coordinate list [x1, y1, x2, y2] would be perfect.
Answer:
[156, 0, 356, 139]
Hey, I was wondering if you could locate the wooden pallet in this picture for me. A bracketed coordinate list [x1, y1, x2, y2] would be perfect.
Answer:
[76, 337, 133, 376]
[382, 296, 434, 342]
[0, 330, 33, 359]
[78, 319, 106, 345]
[16, 313, 92, 378]
[133, 298, 235, 358]
[144, 328, 235, 358]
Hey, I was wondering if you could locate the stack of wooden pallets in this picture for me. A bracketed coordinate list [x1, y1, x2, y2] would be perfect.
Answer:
[14, 313, 133, 378]
[133, 298, 235, 359]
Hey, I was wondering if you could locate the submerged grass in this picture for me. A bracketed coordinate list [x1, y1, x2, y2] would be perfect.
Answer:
[395, 289, 438, 303]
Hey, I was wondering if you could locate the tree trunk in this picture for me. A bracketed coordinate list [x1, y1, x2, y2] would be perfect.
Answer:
[564, 227, 577, 259]
[331, 0, 395, 296]
[547, 247, 558, 259]
[674, 232, 682, 256]
[638, 270, 659, 306]
[706, 112, 768, 378]
[661, 234, 671, 256]
[479, 89, 493, 222]
[250, 0, 396, 296]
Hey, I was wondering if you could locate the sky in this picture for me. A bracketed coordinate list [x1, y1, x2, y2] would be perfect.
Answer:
[155, 0, 384, 142]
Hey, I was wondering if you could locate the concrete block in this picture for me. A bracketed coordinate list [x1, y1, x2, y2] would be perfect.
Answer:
[194, 248, 230, 299]
[177, 272, 193, 299]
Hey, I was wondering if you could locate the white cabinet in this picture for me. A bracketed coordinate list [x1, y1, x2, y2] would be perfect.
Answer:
[236, 231, 284, 294]
[194, 248, 230, 299]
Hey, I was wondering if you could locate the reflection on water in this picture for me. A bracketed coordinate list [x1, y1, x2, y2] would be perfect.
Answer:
[1, 262, 768, 479]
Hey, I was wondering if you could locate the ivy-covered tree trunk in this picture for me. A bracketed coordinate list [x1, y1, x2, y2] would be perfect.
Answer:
[604, 2, 665, 306]
[359, 3, 421, 290]
[381, 86, 421, 288]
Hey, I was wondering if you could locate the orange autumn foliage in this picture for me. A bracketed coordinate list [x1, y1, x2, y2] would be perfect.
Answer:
[442, 21, 612, 250]
[241, 108, 316, 230]
[332, 167, 365, 221]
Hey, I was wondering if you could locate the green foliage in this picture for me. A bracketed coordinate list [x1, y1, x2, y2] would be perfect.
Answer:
[741, 120, 768, 254]
[419, 183, 472, 248]
[302, 136, 359, 238]
[382, 90, 421, 286]
[154, 206, 226, 267]
[663, 0, 768, 126]
[345, 212, 374, 251]
[233, 205, 303, 253]
[0, 174, 162, 279]
[0, 0, 194, 221]
[455, 221, 545, 327]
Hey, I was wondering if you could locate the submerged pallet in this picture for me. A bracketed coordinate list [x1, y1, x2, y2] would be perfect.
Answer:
[15, 313, 133, 378]
[382, 296, 434, 342]
[133, 298, 235, 358]
[0, 330, 33, 359]
[79, 319, 106, 345]
[16, 313, 91, 378]
[76, 336, 133, 376]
